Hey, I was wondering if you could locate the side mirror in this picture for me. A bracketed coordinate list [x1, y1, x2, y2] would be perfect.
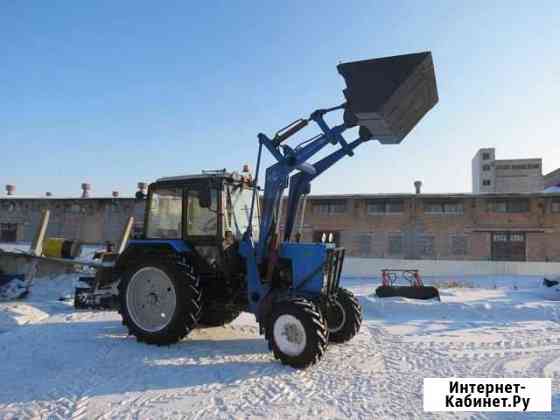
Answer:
[198, 189, 212, 208]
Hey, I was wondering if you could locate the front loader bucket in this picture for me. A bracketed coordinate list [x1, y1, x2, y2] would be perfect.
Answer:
[376, 285, 440, 300]
[337, 51, 438, 144]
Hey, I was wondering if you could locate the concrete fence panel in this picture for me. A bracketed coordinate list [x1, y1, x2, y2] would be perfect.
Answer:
[343, 257, 560, 278]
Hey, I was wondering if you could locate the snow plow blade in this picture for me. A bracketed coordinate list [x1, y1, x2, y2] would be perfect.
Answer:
[337, 51, 438, 144]
[376, 285, 440, 300]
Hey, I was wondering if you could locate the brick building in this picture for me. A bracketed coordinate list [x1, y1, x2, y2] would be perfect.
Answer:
[1, 184, 560, 262]
[289, 192, 560, 262]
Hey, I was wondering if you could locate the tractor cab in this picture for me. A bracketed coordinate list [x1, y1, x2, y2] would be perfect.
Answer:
[141, 170, 259, 281]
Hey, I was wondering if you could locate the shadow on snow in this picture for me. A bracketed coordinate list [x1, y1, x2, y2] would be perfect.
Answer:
[0, 318, 287, 405]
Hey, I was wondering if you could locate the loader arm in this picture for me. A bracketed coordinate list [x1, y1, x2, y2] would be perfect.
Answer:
[255, 106, 360, 262]
[283, 134, 371, 242]
[238, 51, 438, 307]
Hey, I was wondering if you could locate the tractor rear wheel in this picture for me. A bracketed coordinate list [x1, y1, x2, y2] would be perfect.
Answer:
[198, 304, 241, 327]
[267, 297, 328, 369]
[325, 287, 362, 343]
[119, 260, 201, 345]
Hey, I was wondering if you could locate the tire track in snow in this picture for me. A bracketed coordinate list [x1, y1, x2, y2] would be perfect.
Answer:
[4, 285, 560, 419]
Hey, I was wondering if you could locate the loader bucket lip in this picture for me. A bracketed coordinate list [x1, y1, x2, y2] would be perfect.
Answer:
[337, 51, 438, 144]
[337, 52, 432, 111]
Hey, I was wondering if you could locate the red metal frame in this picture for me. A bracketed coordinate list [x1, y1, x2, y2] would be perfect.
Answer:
[381, 269, 424, 287]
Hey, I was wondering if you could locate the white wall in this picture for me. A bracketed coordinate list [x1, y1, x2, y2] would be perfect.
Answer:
[343, 257, 560, 277]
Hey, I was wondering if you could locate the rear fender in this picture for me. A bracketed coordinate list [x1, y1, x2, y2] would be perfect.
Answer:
[114, 240, 194, 277]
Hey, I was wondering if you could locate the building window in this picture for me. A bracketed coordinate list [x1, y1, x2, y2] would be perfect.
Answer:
[424, 201, 464, 214]
[367, 200, 404, 214]
[550, 199, 560, 213]
[482, 164, 491, 171]
[491, 232, 526, 261]
[388, 235, 403, 255]
[510, 232, 525, 242]
[482, 152, 491, 160]
[417, 235, 435, 256]
[451, 235, 467, 255]
[354, 233, 372, 256]
[487, 199, 529, 213]
[313, 200, 346, 215]
[482, 179, 491, 186]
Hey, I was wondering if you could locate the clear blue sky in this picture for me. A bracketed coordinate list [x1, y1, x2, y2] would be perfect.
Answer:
[2, 1, 559, 196]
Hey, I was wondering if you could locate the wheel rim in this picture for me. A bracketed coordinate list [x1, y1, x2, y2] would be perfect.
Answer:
[273, 314, 307, 357]
[326, 300, 346, 333]
[126, 267, 177, 332]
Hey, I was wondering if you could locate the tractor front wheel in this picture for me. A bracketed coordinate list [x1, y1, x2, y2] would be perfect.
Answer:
[324, 287, 362, 343]
[267, 298, 328, 369]
[119, 260, 201, 345]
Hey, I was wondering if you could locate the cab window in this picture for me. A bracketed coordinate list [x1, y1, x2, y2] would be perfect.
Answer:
[226, 185, 259, 239]
[186, 189, 218, 236]
[146, 188, 182, 239]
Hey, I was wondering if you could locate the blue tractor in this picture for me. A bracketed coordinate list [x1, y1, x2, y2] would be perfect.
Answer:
[115, 52, 438, 368]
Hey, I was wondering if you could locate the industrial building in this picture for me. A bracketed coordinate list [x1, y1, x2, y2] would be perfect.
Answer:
[290, 188, 560, 262]
[1, 181, 560, 262]
[472, 148, 545, 193]
[0, 183, 146, 246]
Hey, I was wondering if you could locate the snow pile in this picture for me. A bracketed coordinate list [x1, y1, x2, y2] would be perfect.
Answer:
[1, 275, 560, 418]
[0, 278, 28, 301]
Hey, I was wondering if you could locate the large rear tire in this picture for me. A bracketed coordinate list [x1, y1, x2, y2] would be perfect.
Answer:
[325, 287, 362, 343]
[119, 260, 201, 345]
[267, 297, 328, 369]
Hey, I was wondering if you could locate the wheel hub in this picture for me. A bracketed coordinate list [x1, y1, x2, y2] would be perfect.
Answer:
[283, 323, 304, 344]
[126, 267, 177, 332]
[326, 300, 346, 333]
[147, 292, 158, 305]
[273, 314, 307, 357]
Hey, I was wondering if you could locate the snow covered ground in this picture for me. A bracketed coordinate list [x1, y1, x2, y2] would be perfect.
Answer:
[1, 274, 560, 419]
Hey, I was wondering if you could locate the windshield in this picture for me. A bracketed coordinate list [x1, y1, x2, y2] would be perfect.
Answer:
[146, 188, 182, 239]
[226, 184, 259, 239]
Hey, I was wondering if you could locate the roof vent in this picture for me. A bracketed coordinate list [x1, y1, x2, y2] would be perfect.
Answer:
[81, 183, 91, 198]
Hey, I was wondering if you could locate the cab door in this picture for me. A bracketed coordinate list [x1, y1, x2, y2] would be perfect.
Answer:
[183, 181, 224, 273]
